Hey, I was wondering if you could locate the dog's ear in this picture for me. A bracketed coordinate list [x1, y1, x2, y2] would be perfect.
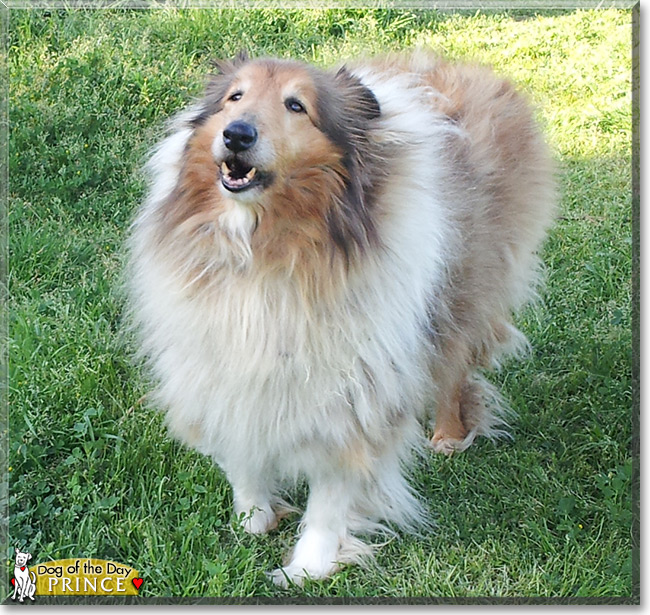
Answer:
[312, 66, 381, 263]
[14, 547, 18, 554]
[234, 49, 250, 66]
[26, 553, 32, 561]
[210, 50, 250, 76]
[192, 52, 251, 127]
[313, 65, 380, 153]
[333, 66, 381, 122]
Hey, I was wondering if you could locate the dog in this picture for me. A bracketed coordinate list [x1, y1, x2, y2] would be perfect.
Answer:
[127, 50, 555, 586]
[11, 547, 36, 602]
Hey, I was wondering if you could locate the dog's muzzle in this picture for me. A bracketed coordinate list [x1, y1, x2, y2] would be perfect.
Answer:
[219, 121, 273, 194]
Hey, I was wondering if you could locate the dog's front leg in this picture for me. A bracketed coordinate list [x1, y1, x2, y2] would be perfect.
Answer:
[269, 472, 357, 587]
[226, 464, 278, 535]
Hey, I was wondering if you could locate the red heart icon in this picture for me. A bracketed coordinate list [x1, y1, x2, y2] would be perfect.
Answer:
[10, 578, 15, 586]
[20, 567, 25, 572]
[132, 578, 143, 590]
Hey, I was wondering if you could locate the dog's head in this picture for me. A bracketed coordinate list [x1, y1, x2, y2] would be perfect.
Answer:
[169, 54, 383, 267]
[191, 53, 380, 204]
[14, 548, 32, 567]
[158, 54, 385, 277]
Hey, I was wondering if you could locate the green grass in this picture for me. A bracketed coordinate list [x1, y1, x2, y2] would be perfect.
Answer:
[7, 7, 635, 602]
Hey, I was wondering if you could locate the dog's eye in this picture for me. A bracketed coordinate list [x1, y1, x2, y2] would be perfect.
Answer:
[285, 98, 306, 114]
[228, 92, 243, 102]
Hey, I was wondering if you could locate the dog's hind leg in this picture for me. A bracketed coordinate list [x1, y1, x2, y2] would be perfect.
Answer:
[428, 332, 473, 454]
[430, 323, 515, 455]
[431, 370, 474, 455]
[431, 372, 494, 455]
[27, 574, 36, 601]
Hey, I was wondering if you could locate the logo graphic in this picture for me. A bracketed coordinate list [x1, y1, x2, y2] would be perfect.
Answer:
[9, 549, 141, 599]
[11, 548, 36, 603]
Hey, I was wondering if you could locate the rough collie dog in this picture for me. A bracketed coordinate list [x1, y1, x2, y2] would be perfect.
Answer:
[127, 51, 555, 586]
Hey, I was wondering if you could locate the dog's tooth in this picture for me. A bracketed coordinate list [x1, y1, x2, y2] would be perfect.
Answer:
[245, 167, 257, 181]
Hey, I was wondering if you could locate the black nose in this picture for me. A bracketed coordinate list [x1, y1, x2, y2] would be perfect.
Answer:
[223, 121, 258, 153]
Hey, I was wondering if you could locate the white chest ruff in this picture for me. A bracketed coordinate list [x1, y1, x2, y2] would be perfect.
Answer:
[133, 73, 456, 475]
[148, 189, 446, 475]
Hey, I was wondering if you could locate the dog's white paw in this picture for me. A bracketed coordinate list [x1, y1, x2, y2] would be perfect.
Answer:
[238, 504, 277, 535]
[269, 526, 341, 587]
[267, 566, 304, 588]
[268, 560, 338, 588]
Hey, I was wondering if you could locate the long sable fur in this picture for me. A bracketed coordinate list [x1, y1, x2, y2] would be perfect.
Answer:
[127, 51, 556, 585]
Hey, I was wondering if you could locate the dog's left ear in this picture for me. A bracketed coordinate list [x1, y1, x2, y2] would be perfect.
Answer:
[313, 66, 380, 151]
[333, 66, 381, 121]
[313, 66, 381, 263]
[26, 553, 32, 561]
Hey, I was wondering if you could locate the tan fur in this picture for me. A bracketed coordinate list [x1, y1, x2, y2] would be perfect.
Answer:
[428, 60, 553, 451]
[356, 54, 555, 452]
[129, 51, 556, 583]
[158, 61, 351, 301]
[152, 53, 554, 453]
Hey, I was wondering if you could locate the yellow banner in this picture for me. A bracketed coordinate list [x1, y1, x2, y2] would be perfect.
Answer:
[31, 558, 140, 596]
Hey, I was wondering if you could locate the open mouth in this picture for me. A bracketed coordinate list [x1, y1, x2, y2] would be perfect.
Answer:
[219, 157, 261, 193]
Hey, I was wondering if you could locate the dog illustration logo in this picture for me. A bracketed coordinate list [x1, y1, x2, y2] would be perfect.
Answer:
[11, 547, 36, 602]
